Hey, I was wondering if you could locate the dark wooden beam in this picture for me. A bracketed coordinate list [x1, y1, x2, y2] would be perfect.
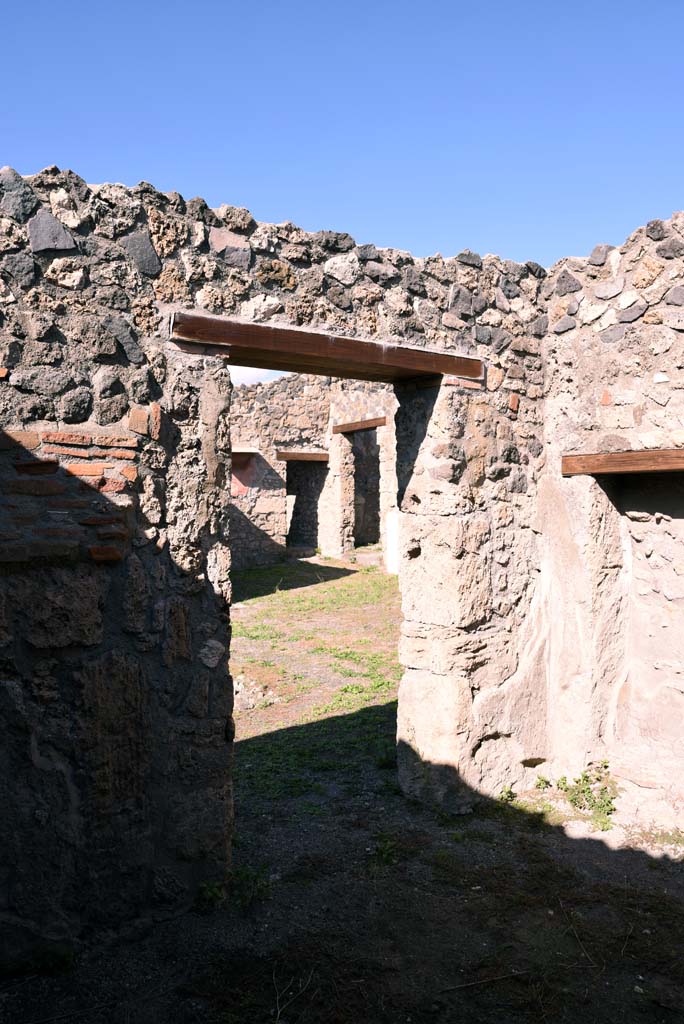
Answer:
[332, 416, 387, 434]
[276, 450, 329, 462]
[562, 449, 684, 477]
[170, 311, 484, 383]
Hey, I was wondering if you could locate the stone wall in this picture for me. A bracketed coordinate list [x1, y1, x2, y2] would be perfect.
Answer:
[538, 220, 684, 825]
[4, 160, 684, 960]
[0, 167, 233, 966]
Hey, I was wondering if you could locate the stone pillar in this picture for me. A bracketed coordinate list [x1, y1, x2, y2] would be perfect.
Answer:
[318, 431, 354, 557]
[378, 413, 399, 574]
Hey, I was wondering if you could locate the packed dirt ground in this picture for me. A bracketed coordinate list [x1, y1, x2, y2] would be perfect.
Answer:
[4, 557, 684, 1023]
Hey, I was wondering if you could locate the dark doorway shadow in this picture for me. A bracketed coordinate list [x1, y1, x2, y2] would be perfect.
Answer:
[286, 460, 328, 551]
[599, 470, 684, 519]
[352, 427, 381, 546]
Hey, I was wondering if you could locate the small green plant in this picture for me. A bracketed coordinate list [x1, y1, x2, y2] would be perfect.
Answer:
[373, 832, 400, 865]
[499, 785, 516, 804]
[196, 880, 228, 911]
[556, 762, 617, 831]
[535, 775, 551, 790]
[375, 743, 397, 769]
[230, 865, 272, 909]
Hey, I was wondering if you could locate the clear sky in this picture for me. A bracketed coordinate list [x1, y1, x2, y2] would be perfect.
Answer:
[4, 1, 684, 380]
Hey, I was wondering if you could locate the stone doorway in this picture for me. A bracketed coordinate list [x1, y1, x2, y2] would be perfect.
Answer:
[286, 460, 328, 553]
[351, 427, 381, 548]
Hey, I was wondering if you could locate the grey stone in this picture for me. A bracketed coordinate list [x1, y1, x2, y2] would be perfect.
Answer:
[313, 230, 355, 252]
[646, 220, 667, 241]
[501, 259, 525, 282]
[449, 285, 474, 317]
[599, 324, 626, 343]
[94, 366, 125, 397]
[59, 386, 93, 423]
[129, 368, 155, 404]
[208, 226, 252, 270]
[364, 260, 399, 284]
[27, 208, 76, 253]
[456, 249, 482, 268]
[594, 277, 624, 300]
[495, 287, 510, 312]
[656, 236, 684, 259]
[65, 314, 119, 360]
[104, 315, 144, 364]
[356, 244, 379, 261]
[490, 327, 511, 353]
[326, 283, 352, 310]
[403, 266, 426, 295]
[500, 277, 521, 299]
[118, 228, 161, 276]
[0, 167, 38, 222]
[525, 261, 546, 279]
[617, 301, 648, 323]
[529, 314, 548, 338]
[665, 285, 684, 305]
[96, 392, 129, 424]
[0, 253, 36, 289]
[10, 367, 75, 395]
[552, 315, 576, 334]
[198, 639, 226, 668]
[556, 269, 582, 296]
[588, 244, 613, 266]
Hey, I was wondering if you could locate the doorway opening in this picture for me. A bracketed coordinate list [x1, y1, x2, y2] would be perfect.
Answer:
[286, 460, 328, 553]
[351, 427, 381, 548]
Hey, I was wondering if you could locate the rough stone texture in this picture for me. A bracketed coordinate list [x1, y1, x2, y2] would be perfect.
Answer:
[0, 167, 232, 968]
[541, 220, 684, 827]
[4, 163, 684, 961]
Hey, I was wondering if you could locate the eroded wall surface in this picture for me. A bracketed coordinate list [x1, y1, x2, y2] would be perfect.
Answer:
[541, 220, 684, 825]
[0, 167, 234, 963]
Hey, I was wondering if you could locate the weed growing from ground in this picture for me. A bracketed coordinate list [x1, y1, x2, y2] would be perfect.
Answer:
[550, 762, 617, 830]
[230, 865, 272, 910]
[196, 880, 228, 912]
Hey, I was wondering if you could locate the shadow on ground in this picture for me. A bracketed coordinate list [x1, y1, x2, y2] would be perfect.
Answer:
[9, 700, 684, 1023]
[232, 558, 355, 602]
[222, 704, 684, 1023]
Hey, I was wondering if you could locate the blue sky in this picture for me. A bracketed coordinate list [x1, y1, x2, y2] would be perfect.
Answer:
[4, 1, 684, 379]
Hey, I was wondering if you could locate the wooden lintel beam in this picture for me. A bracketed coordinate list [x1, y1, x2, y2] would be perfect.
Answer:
[170, 311, 484, 383]
[332, 416, 387, 434]
[562, 449, 684, 477]
[276, 450, 329, 462]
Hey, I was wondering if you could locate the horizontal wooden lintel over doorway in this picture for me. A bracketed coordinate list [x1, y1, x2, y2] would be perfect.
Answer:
[561, 449, 684, 476]
[332, 416, 387, 434]
[170, 311, 484, 384]
[276, 450, 329, 462]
